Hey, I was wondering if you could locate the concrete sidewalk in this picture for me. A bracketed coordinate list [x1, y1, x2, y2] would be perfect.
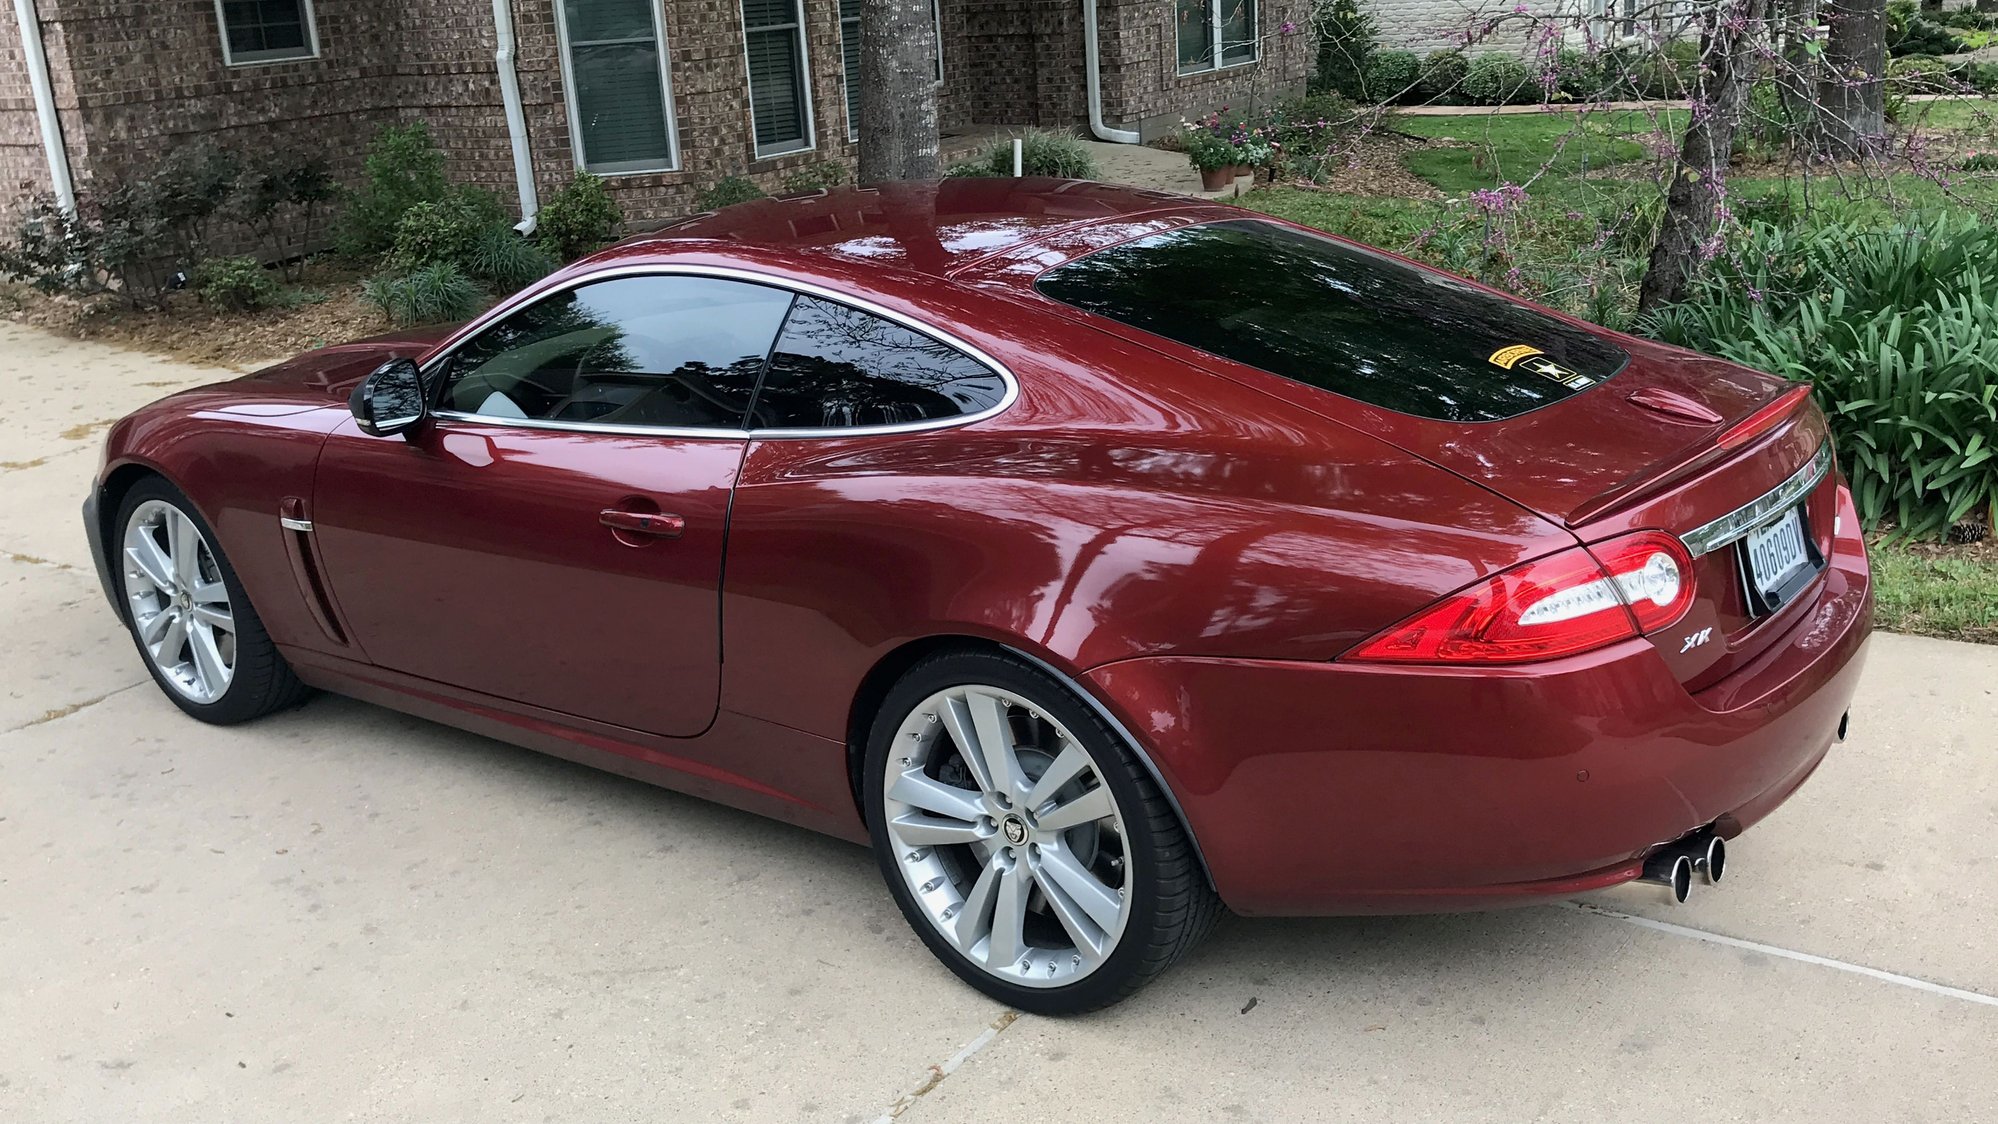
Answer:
[2, 322, 1995, 1122]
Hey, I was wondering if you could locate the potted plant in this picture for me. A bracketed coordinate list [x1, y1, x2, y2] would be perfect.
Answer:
[1182, 127, 1236, 190]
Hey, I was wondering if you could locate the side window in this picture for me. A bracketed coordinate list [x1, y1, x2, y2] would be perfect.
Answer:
[438, 276, 793, 430]
[752, 296, 1006, 429]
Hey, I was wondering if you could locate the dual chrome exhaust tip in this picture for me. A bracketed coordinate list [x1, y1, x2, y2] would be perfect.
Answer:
[1638, 833, 1726, 904]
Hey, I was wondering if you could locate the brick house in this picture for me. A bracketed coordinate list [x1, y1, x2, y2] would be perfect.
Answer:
[0, 0, 1312, 232]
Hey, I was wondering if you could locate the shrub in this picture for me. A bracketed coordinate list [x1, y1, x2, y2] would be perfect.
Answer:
[1643, 215, 1998, 537]
[234, 149, 336, 280]
[148, 141, 241, 261]
[468, 225, 556, 292]
[1273, 92, 1357, 156]
[362, 261, 485, 327]
[338, 122, 450, 258]
[1963, 62, 1998, 94]
[1417, 50, 1470, 102]
[1552, 49, 1606, 99]
[1362, 50, 1420, 104]
[535, 171, 622, 262]
[694, 175, 767, 211]
[959, 129, 1100, 178]
[1888, 2, 1959, 58]
[1462, 52, 1534, 105]
[780, 161, 849, 193]
[389, 187, 506, 272]
[1311, 0, 1377, 99]
[1180, 126, 1236, 173]
[0, 194, 112, 298]
[1965, 152, 1998, 172]
[191, 256, 279, 311]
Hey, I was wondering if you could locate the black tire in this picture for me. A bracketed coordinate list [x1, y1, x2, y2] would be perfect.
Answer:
[113, 476, 311, 724]
[864, 649, 1221, 1015]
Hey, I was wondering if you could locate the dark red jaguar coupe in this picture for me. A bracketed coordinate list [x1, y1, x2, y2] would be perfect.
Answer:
[85, 179, 1871, 1013]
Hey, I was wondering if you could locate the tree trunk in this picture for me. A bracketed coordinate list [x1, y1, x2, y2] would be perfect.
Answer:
[1816, 0, 1886, 158]
[856, 0, 941, 183]
[1636, 0, 1768, 316]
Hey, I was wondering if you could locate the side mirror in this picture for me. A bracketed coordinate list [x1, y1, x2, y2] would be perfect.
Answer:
[349, 358, 427, 438]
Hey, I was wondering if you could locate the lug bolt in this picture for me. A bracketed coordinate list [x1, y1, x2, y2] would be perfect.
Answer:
[921, 877, 944, 892]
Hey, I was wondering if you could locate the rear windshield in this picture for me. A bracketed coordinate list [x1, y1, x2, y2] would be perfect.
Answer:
[1034, 219, 1628, 422]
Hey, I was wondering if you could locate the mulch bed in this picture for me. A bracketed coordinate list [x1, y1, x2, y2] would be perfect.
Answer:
[3, 262, 390, 370]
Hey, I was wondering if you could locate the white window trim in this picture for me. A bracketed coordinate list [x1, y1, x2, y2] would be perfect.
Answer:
[1176, 0, 1259, 77]
[841, 0, 944, 141]
[741, 0, 817, 160]
[213, 0, 321, 68]
[553, 0, 683, 176]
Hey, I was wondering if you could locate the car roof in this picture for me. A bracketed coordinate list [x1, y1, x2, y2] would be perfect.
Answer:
[609, 177, 1237, 284]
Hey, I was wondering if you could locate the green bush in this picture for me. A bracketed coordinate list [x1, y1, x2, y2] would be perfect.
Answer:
[1417, 50, 1470, 102]
[468, 225, 556, 292]
[1888, 0, 1959, 57]
[1963, 62, 1998, 94]
[1552, 49, 1605, 99]
[959, 129, 1100, 178]
[1462, 53, 1534, 105]
[389, 188, 506, 272]
[1363, 50, 1421, 104]
[190, 256, 279, 311]
[780, 161, 849, 193]
[1643, 215, 1998, 537]
[338, 122, 450, 258]
[233, 149, 337, 280]
[1311, 0, 1378, 99]
[149, 141, 241, 261]
[535, 171, 622, 262]
[694, 175, 767, 211]
[362, 261, 485, 327]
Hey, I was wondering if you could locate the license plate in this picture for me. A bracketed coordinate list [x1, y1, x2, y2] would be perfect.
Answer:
[1744, 508, 1810, 600]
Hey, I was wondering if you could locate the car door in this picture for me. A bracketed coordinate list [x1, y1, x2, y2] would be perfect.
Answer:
[310, 272, 796, 737]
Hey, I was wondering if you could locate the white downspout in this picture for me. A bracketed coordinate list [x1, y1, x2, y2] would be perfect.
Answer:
[1081, 0, 1139, 144]
[491, 0, 539, 233]
[12, 0, 74, 210]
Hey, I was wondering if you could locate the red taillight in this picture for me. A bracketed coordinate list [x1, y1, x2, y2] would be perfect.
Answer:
[1717, 384, 1812, 451]
[1343, 531, 1696, 666]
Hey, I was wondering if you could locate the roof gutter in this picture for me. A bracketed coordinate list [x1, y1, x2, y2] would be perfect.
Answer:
[491, 0, 539, 234]
[1081, 0, 1138, 144]
[11, 0, 75, 211]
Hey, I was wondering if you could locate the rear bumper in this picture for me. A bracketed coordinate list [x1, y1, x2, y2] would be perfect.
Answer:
[1087, 491, 1874, 916]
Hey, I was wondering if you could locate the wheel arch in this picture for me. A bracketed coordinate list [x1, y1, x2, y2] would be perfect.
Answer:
[845, 634, 1215, 890]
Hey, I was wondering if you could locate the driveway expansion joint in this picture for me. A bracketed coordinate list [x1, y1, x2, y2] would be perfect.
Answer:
[871, 1009, 1019, 1121]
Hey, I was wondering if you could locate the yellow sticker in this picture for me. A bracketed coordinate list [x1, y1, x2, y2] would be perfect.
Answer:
[1488, 344, 1544, 369]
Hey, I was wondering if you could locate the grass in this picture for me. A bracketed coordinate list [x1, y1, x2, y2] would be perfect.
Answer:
[1869, 541, 1998, 643]
[1391, 109, 1681, 194]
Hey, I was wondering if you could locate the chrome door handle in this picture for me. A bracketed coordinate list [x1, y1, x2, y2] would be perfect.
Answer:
[599, 509, 685, 538]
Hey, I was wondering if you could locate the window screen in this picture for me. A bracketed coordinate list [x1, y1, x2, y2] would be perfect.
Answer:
[219, 0, 315, 64]
[751, 297, 1006, 429]
[439, 276, 793, 430]
[1035, 220, 1629, 423]
[744, 0, 811, 155]
[561, 0, 677, 173]
[1176, 0, 1256, 72]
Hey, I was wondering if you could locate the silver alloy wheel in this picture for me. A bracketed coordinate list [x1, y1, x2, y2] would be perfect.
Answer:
[882, 685, 1132, 988]
[122, 499, 236, 705]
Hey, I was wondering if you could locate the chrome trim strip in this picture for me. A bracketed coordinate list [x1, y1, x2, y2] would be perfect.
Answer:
[419, 262, 1020, 441]
[279, 517, 314, 533]
[1680, 442, 1832, 558]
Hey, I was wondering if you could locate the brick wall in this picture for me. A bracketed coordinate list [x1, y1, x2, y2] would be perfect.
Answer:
[3, 0, 1315, 230]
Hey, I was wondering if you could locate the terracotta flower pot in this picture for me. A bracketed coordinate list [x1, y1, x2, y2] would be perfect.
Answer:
[1229, 163, 1253, 179]
[1199, 166, 1234, 190]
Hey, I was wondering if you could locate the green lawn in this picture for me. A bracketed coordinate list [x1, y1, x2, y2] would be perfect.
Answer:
[1391, 109, 1682, 194]
[1869, 541, 1998, 643]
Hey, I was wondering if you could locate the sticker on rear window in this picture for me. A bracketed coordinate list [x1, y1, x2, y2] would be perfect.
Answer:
[1490, 345, 1596, 390]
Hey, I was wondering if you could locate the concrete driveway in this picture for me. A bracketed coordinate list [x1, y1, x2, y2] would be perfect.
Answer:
[2, 322, 1994, 1123]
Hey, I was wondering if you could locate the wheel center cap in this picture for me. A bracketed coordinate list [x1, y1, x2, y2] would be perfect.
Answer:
[176, 592, 191, 610]
[1000, 815, 1028, 846]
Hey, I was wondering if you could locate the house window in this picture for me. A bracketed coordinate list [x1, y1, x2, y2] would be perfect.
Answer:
[743, 0, 814, 157]
[1176, 0, 1257, 74]
[214, 0, 318, 65]
[556, 0, 680, 174]
[838, 0, 944, 140]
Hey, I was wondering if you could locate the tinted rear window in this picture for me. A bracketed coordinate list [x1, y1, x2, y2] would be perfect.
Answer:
[1034, 219, 1628, 422]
